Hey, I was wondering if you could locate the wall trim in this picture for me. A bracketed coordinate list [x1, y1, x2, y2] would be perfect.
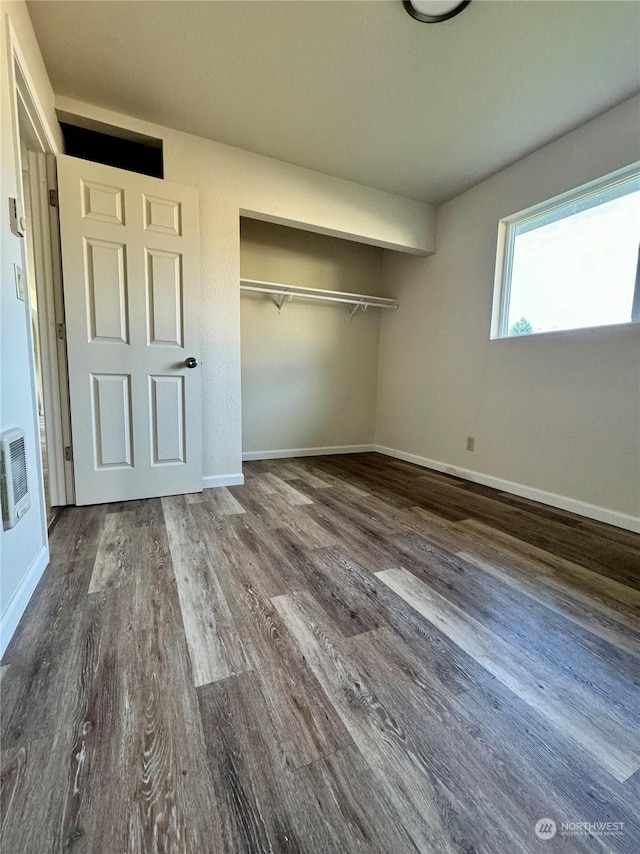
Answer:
[242, 444, 375, 461]
[203, 473, 245, 489]
[1, 545, 50, 659]
[374, 445, 640, 534]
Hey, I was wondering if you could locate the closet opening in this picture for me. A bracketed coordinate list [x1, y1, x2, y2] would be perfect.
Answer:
[239, 217, 394, 462]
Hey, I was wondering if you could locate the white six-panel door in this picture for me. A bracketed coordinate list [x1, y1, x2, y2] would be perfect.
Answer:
[57, 155, 202, 505]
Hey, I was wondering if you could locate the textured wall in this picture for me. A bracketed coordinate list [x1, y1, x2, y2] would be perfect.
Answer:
[377, 96, 640, 521]
[55, 96, 435, 480]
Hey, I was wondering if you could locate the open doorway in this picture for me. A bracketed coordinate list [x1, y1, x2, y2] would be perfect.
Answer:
[20, 146, 53, 523]
[14, 66, 73, 524]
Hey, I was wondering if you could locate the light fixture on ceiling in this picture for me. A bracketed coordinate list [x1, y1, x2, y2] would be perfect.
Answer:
[403, 0, 471, 24]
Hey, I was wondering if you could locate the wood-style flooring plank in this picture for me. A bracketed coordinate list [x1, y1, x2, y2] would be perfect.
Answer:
[53, 525, 222, 853]
[204, 486, 246, 516]
[199, 674, 404, 853]
[197, 508, 304, 598]
[162, 495, 252, 686]
[410, 478, 520, 526]
[346, 629, 599, 854]
[105, 497, 164, 526]
[312, 457, 417, 510]
[259, 472, 314, 506]
[231, 487, 336, 549]
[288, 542, 494, 697]
[458, 550, 640, 659]
[389, 533, 640, 722]
[104, 525, 221, 852]
[378, 567, 640, 782]
[184, 491, 205, 504]
[282, 541, 384, 638]
[87, 510, 137, 593]
[469, 510, 640, 590]
[197, 671, 303, 852]
[460, 518, 640, 615]
[299, 463, 371, 499]
[575, 516, 640, 550]
[304, 501, 401, 572]
[1, 510, 107, 747]
[0, 745, 28, 839]
[189, 522, 353, 770]
[308, 484, 408, 540]
[2, 452, 639, 853]
[454, 679, 640, 854]
[292, 744, 420, 853]
[274, 459, 331, 489]
[0, 593, 109, 851]
[272, 589, 461, 854]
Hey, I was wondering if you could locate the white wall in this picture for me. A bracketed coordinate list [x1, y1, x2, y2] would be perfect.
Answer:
[55, 95, 435, 483]
[377, 96, 640, 529]
[240, 218, 383, 455]
[1, 1, 61, 638]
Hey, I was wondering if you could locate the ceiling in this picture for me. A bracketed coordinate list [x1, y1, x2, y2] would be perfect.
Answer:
[27, 0, 640, 205]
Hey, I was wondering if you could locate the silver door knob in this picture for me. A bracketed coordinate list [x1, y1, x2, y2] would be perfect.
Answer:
[185, 357, 198, 369]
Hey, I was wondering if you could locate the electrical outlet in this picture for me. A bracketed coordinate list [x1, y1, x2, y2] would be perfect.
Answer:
[466, 436, 475, 452]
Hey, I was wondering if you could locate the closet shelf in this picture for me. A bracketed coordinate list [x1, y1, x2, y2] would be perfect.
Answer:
[240, 278, 399, 316]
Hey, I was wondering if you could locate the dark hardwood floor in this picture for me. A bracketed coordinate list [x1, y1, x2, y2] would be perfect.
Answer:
[1, 453, 639, 853]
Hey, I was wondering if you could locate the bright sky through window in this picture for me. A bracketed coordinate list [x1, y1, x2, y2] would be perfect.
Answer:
[496, 170, 640, 338]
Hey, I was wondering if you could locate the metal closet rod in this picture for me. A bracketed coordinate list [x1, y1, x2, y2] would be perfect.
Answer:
[239, 278, 399, 311]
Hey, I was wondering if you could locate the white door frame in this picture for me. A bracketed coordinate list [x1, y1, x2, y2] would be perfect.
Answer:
[7, 20, 71, 516]
[25, 151, 74, 506]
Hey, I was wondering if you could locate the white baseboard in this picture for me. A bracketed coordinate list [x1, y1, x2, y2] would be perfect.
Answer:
[1, 545, 50, 659]
[242, 444, 374, 461]
[374, 445, 640, 534]
[203, 473, 245, 489]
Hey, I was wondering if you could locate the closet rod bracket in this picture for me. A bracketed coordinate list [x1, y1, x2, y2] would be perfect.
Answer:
[274, 293, 293, 312]
[349, 300, 367, 319]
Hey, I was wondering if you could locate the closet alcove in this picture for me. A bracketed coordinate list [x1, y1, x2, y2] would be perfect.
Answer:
[239, 218, 395, 459]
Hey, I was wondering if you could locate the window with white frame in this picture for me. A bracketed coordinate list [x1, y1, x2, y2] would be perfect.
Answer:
[492, 166, 640, 338]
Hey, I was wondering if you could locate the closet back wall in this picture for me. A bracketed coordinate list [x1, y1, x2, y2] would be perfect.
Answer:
[240, 218, 384, 457]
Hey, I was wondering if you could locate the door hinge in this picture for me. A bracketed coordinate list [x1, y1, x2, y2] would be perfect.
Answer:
[8, 197, 25, 237]
[57, 322, 66, 340]
[64, 446, 73, 462]
[48, 189, 59, 208]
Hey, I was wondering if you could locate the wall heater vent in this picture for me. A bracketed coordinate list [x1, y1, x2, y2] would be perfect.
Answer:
[1, 428, 31, 530]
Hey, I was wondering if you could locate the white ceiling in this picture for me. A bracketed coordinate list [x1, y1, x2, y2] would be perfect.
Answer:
[27, 0, 640, 205]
